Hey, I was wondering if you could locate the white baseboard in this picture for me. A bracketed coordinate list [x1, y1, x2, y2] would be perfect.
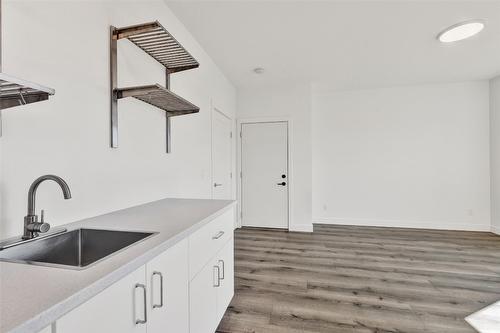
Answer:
[313, 217, 491, 232]
[491, 225, 500, 235]
[289, 224, 314, 233]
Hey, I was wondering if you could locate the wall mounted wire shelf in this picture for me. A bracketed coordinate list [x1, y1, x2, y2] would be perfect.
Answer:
[110, 21, 200, 153]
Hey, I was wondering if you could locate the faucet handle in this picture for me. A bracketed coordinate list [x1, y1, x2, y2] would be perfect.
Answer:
[26, 221, 50, 233]
[39, 209, 50, 233]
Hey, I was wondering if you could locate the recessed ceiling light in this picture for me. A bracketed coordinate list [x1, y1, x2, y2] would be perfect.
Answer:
[253, 67, 265, 74]
[437, 20, 485, 43]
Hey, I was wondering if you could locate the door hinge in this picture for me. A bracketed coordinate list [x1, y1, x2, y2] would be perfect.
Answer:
[239, 131, 242, 138]
[230, 131, 232, 139]
[240, 171, 242, 178]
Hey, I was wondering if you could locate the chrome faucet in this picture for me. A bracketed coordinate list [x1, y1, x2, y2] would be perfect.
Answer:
[23, 175, 72, 240]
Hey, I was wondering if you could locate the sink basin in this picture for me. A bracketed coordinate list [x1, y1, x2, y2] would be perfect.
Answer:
[0, 228, 155, 269]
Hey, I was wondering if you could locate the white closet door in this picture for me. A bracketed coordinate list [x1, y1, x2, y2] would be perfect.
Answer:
[212, 110, 232, 200]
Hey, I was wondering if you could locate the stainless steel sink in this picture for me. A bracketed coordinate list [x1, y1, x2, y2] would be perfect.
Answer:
[0, 229, 156, 270]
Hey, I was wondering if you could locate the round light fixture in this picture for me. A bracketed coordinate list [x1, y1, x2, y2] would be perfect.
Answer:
[437, 20, 485, 43]
[253, 67, 265, 74]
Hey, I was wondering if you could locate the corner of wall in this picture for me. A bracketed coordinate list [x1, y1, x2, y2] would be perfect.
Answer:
[490, 75, 500, 235]
[492, 225, 500, 235]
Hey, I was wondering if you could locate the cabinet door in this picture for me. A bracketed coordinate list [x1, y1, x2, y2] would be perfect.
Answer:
[216, 239, 234, 323]
[56, 266, 147, 333]
[189, 259, 219, 333]
[147, 239, 189, 333]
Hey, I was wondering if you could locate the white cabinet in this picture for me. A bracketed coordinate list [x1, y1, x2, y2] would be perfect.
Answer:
[147, 239, 189, 333]
[53, 208, 234, 333]
[56, 265, 147, 333]
[56, 240, 189, 333]
[189, 237, 234, 333]
[189, 209, 234, 279]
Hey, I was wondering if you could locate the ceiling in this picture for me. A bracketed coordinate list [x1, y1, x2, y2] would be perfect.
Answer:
[166, 1, 500, 91]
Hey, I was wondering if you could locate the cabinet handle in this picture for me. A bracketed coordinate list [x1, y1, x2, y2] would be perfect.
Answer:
[212, 231, 224, 240]
[213, 265, 221, 287]
[152, 271, 164, 309]
[135, 283, 147, 325]
[218, 259, 225, 280]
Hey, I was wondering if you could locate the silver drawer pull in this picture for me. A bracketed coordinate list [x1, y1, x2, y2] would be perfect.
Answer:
[212, 231, 224, 240]
[135, 283, 147, 325]
[213, 265, 221, 287]
[218, 259, 225, 280]
[152, 271, 164, 309]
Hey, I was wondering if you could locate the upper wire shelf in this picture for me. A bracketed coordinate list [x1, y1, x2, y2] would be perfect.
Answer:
[113, 21, 199, 74]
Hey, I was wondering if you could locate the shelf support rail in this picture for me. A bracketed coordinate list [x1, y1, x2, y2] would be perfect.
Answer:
[110, 26, 118, 148]
[165, 70, 171, 153]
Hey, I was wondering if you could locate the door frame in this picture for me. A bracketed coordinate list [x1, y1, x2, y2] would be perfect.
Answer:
[211, 100, 234, 200]
[237, 117, 293, 230]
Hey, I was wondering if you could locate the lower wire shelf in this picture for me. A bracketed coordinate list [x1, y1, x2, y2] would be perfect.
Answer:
[115, 84, 199, 116]
[0, 73, 55, 110]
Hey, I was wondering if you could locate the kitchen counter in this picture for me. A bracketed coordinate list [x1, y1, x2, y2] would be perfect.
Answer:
[466, 300, 500, 333]
[0, 198, 236, 333]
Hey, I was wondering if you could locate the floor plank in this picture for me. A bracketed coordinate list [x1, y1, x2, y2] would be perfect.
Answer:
[217, 225, 500, 332]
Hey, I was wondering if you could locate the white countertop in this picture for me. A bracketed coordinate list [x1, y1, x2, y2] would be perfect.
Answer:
[466, 300, 500, 333]
[0, 198, 235, 333]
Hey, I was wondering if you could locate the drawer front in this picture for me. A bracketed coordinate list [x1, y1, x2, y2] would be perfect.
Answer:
[189, 208, 234, 279]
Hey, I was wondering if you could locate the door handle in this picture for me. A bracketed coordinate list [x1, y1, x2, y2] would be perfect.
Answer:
[277, 182, 286, 186]
[214, 183, 223, 187]
[134, 283, 147, 325]
[212, 231, 225, 240]
[152, 271, 164, 309]
[218, 259, 225, 280]
[213, 265, 221, 287]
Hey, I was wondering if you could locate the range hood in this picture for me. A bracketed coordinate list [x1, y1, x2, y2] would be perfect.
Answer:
[0, 0, 55, 135]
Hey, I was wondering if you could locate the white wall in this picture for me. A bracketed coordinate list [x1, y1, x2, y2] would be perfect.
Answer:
[0, 0, 236, 238]
[491, 76, 500, 235]
[312, 81, 491, 231]
[237, 85, 312, 232]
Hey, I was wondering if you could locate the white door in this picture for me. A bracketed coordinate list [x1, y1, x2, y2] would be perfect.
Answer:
[241, 122, 288, 229]
[212, 109, 232, 200]
[147, 239, 189, 333]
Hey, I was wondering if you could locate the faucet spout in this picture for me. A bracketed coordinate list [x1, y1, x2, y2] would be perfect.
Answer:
[23, 175, 72, 240]
[27, 175, 72, 216]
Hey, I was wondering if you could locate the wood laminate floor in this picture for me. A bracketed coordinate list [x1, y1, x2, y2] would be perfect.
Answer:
[217, 224, 500, 333]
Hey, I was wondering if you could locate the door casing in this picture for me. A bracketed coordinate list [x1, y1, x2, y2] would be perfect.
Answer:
[237, 117, 293, 230]
[211, 103, 233, 200]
